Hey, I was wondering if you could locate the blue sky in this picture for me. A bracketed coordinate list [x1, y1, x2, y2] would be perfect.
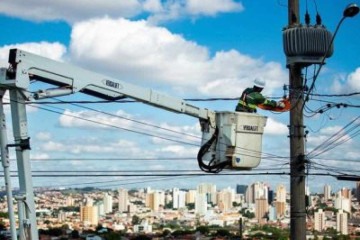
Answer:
[0, 0, 360, 194]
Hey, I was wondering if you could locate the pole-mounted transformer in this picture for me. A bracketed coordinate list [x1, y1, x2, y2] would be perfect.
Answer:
[283, 25, 333, 67]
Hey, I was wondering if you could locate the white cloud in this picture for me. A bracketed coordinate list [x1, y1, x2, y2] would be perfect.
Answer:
[0, 0, 243, 24]
[347, 68, 360, 91]
[306, 125, 355, 159]
[0, 0, 142, 23]
[156, 144, 198, 156]
[58, 109, 134, 129]
[0, 42, 66, 67]
[264, 117, 288, 135]
[30, 153, 50, 160]
[143, 0, 163, 13]
[150, 122, 201, 146]
[331, 67, 360, 93]
[35, 132, 52, 141]
[42, 141, 64, 152]
[146, 0, 243, 24]
[186, 0, 243, 16]
[69, 17, 287, 97]
[40, 138, 140, 155]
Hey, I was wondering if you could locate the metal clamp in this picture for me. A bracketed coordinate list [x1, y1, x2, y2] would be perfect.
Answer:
[7, 137, 31, 150]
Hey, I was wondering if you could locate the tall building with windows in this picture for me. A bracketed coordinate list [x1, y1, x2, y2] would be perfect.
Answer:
[186, 190, 196, 204]
[314, 209, 325, 232]
[246, 182, 268, 204]
[172, 188, 186, 209]
[255, 197, 268, 224]
[66, 195, 74, 206]
[97, 201, 105, 216]
[324, 184, 331, 201]
[273, 184, 287, 219]
[80, 198, 98, 226]
[118, 188, 129, 213]
[103, 192, 113, 214]
[274, 201, 286, 219]
[195, 193, 207, 215]
[197, 183, 216, 204]
[276, 184, 286, 202]
[268, 189, 274, 204]
[356, 182, 360, 201]
[146, 190, 165, 212]
[340, 188, 351, 199]
[335, 190, 351, 213]
[337, 209, 348, 235]
[217, 187, 234, 212]
[236, 185, 248, 194]
[80, 205, 98, 226]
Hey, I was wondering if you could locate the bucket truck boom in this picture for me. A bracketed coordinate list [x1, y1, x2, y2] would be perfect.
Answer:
[0, 48, 267, 239]
[2, 48, 268, 171]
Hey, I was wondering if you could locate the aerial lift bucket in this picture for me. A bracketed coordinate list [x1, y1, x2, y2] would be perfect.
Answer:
[200, 112, 267, 171]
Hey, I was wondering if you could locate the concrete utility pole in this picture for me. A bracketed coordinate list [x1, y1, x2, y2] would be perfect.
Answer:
[287, 0, 307, 239]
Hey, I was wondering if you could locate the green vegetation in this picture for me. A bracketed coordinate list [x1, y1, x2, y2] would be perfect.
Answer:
[249, 225, 290, 239]
[239, 208, 255, 219]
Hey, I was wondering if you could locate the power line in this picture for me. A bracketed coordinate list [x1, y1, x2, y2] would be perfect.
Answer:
[3, 172, 290, 177]
[307, 116, 360, 159]
[3, 172, 352, 178]
[22, 95, 287, 161]
[28, 103, 201, 147]
[50, 96, 202, 141]
[26, 103, 287, 162]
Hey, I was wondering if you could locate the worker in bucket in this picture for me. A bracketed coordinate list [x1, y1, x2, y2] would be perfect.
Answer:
[235, 78, 285, 113]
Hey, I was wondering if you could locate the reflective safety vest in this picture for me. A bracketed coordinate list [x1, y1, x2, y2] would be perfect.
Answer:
[236, 87, 277, 113]
[236, 88, 258, 112]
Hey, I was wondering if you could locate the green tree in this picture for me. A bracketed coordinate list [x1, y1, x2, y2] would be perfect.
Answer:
[186, 203, 195, 210]
[132, 215, 141, 225]
[0, 221, 6, 231]
[162, 229, 171, 237]
[164, 201, 173, 209]
[71, 230, 79, 238]
[240, 208, 255, 219]
[233, 201, 242, 207]
[196, 226, 210, 235]
[133, 234, 152, 240]
[216, 228, 231, 237]
[47, 228, 63, 236]
[102, 231, 124, 240]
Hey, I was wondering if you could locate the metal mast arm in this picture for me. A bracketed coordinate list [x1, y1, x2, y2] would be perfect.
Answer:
[5, 49, 215, 123]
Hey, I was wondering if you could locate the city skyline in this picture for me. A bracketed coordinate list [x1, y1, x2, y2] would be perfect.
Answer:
[0, 0, 359, 193]
[1, 180, 359, 238]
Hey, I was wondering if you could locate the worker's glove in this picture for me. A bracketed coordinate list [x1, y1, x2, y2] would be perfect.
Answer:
[276, 101, 285, 108]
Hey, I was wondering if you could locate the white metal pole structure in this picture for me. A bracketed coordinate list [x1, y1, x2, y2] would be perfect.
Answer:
[8, 88, 39, 240]
[0, 89, 18, 240]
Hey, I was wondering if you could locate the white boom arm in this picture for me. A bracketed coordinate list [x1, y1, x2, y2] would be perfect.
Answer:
[0, 48, 268, 240]
[6, 49, 215, 122]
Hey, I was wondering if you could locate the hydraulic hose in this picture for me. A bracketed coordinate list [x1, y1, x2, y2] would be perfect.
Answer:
[197, 127, 231, 173]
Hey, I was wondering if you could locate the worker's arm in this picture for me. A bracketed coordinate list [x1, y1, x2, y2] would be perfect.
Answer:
[246, 92, 277, 108]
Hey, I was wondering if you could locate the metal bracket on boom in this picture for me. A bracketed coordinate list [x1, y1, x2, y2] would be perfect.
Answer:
[7, 137, 31, 150]
[33, 87, 73, 99]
